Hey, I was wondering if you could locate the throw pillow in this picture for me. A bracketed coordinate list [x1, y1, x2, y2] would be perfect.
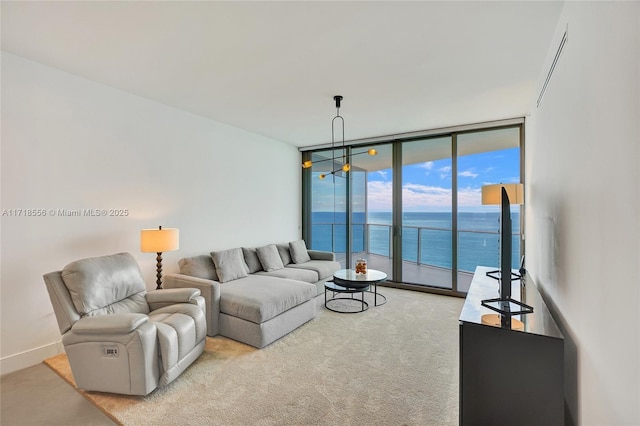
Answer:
[211, 248, 248, 283]
[276, 243, 292, 265]
[289, 240, 311, 264]
[256, 244, 285, 272]
[242, 247, 262, 274]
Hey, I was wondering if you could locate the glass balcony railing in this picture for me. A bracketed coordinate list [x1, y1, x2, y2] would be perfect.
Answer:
[311, 222, 521, 274]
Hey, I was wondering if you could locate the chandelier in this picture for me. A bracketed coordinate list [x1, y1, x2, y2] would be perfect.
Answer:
[302, 95, 377, 179]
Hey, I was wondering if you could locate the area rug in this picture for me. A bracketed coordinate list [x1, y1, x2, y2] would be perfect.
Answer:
[44, 287, 464, 425]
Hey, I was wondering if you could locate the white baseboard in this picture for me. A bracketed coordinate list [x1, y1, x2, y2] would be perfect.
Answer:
[0, 341, 64, 376]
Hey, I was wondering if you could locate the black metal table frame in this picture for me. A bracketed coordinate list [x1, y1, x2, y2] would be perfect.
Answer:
[333, 276, 387, 308]
[324, 282, 369, 313]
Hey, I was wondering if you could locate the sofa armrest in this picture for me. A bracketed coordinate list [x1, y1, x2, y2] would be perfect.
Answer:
[308, 250, 336, 261]
[71, 313, 149, 335]
[164, 273, 221, 337]
[145, 288, 201, 310]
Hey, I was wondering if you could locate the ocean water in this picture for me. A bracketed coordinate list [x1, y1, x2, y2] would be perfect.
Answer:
[311, 211, 521, 273]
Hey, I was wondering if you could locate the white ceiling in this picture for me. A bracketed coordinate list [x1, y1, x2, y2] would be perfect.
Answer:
[1, 1, 563, 147]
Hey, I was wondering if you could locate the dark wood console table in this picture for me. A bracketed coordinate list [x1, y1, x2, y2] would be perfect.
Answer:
[459, 266, 564, 426]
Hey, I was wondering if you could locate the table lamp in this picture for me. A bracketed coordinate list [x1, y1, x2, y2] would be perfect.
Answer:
[140, 226, 179, 289]
[481, 183, 524, 279]
[481, 183, 524, 205]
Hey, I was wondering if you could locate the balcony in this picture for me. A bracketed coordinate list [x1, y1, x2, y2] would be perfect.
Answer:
[313, 222, 520, 294]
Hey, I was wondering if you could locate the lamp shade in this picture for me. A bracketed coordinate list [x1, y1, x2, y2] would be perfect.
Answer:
[140, 227, 179, 253]
[481, 183, 524, 205]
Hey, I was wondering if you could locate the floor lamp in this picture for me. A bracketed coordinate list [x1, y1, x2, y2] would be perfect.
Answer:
[140, 226, 179, 289]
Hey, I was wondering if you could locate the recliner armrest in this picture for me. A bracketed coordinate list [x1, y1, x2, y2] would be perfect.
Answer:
[71, 313, 149, 335]
[146, 288, 201, 304]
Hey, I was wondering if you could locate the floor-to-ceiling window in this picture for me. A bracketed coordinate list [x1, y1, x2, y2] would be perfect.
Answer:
[456, 127, 522, 292]
[308, 149, 348, 264]
[303, 120, 523, 296]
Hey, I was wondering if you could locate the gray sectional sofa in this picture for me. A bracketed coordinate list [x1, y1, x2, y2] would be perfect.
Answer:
[164, 241, 340, 348]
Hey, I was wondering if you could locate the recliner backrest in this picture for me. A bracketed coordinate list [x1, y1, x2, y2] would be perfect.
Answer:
[60, 252, 150, 317]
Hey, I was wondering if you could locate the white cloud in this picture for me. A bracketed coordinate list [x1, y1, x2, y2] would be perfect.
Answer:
[419, 161, 434, 171]
[458, 186, 482, 206]
[459, 170, 479, 178]
[367, 181, 393, 211]
[367, 181, 482, 211]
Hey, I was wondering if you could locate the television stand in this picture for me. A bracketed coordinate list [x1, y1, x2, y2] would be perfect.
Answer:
[459, 266, 565, 426]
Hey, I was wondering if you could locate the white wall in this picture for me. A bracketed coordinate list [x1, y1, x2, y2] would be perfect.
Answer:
[526, 2, 639, 425]
[0, 53, 301, 374]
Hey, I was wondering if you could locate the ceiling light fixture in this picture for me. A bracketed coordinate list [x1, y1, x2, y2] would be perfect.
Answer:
[302, 96, 377, 179]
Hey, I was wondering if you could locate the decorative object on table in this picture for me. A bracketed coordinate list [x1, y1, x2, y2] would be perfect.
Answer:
[301, 95, 377, 178]
[355, 258, 367, 275]
[140, 225, 179, 289]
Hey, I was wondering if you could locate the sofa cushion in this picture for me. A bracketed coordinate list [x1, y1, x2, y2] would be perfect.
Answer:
[276, 243, 292, 266]
[286, 260, 341, 281]
[256, 244, 284, 272]
[242, 247, 262, 274]
[289, 240, 311, 264]
[179, 255, 218, 281]
[211, 248, 248, 283]
[255, 267, 319, 284]
[219, 275, 315, 323]
[61, 252, 148, 315]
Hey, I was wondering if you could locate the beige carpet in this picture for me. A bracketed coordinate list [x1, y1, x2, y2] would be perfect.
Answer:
[44, 287, 464, 426]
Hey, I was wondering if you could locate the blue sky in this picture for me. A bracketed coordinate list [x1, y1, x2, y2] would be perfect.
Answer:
[314, 147, 520, 212]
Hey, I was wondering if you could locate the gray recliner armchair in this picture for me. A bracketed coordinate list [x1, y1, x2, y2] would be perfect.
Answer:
[43, 252, 207, 396]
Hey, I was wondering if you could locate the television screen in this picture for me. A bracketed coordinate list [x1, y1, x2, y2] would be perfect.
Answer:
[481, 186, 533, 319]
[500, 187, 512, 300]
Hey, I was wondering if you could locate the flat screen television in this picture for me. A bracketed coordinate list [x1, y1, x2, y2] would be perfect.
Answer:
[500, 186, 512, 299]
[482, 187, 533, 318]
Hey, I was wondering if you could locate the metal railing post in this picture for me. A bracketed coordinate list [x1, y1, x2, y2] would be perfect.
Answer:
[417, 227, 422, 266]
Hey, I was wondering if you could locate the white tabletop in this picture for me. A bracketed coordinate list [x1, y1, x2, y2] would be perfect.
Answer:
[333, 268, 387, 283]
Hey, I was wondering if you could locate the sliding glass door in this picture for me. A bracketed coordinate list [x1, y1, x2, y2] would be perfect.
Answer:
[350, 144, 393, 277]
[401, 136, 452, 288]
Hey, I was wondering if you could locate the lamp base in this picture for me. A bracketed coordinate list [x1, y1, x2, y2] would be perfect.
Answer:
[155, 252, 163, 289]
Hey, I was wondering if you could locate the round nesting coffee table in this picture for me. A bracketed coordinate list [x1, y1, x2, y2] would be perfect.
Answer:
[324, 281, 369, 313]
[325, 269, 388, 313]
